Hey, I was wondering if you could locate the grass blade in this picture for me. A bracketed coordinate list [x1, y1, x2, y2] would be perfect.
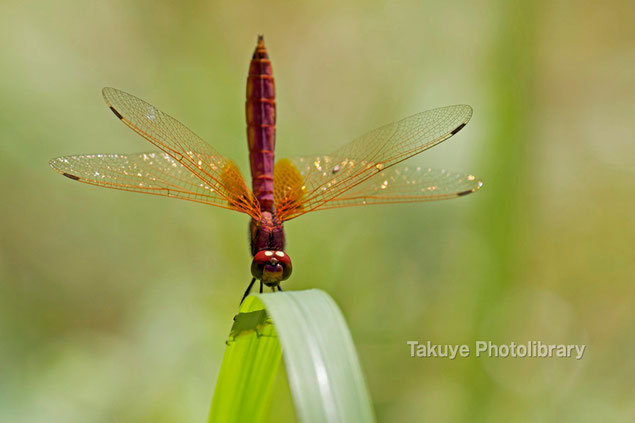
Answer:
[208, 298, 282, 423]
[209, 289, 375, 423]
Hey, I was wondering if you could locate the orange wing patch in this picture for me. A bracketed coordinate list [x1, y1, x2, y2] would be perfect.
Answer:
[274, 158, 306, 216]
[221, 160, 258, 214]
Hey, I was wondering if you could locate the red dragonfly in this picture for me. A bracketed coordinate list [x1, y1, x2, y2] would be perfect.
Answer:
[50, 36, 482, 301]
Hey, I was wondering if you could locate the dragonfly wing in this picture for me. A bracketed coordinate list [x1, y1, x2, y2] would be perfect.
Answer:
[275, 105, 473, 220]
[50, 151, 254, 212]
[101, 87, 259, 217]
[311, 164, 482, 209]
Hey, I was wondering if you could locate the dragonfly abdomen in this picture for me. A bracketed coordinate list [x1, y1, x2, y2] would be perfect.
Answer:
[246, 35, 276, 212]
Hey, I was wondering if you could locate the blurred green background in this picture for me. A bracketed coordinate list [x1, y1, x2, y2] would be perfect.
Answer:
[1, 0, 633, 421]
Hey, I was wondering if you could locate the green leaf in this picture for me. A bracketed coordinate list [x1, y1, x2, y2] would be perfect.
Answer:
[209, 289, 375, 423]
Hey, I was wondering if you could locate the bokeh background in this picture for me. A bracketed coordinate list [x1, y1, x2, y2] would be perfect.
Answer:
[1, 0, 633, 421]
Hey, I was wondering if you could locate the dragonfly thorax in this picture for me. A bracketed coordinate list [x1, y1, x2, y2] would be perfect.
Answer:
[249, 211, 285, 255]
[249, 212, 290, 286]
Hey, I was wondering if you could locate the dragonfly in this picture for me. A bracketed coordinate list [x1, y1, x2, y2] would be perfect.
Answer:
[50, 35, 482, 302]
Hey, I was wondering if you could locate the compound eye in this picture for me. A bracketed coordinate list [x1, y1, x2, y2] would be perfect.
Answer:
[274, 251, 291, 266]
[254, 250, 274, 264]
[274, 251, 293, 280]
[251, 250, 273, 278]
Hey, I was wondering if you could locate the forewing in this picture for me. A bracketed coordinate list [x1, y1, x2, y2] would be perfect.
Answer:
[50, 152, 254, 212]
[276, 105, 473, 220]
[102, 87, 259, 217]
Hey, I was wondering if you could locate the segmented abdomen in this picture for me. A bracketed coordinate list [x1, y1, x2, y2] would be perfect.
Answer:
[246, 35, 276, 212]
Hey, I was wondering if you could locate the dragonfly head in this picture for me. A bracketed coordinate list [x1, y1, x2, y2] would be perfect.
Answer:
[251, 250, 293, 287]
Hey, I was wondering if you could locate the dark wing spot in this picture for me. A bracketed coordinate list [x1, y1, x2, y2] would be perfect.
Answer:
[457, 189, 474, 197]
[63, 172, 80, 181]
[450, 122, 467, 136]
[109, 106, 123, 120]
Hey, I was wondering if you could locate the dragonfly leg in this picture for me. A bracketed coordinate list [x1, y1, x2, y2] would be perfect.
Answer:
[277, 285, 283, 292]
[240, 277, 256, 305]
[259, 280, 263, 294]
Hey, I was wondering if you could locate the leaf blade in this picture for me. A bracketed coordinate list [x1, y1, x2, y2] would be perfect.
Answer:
[209, 289, 375, 423]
